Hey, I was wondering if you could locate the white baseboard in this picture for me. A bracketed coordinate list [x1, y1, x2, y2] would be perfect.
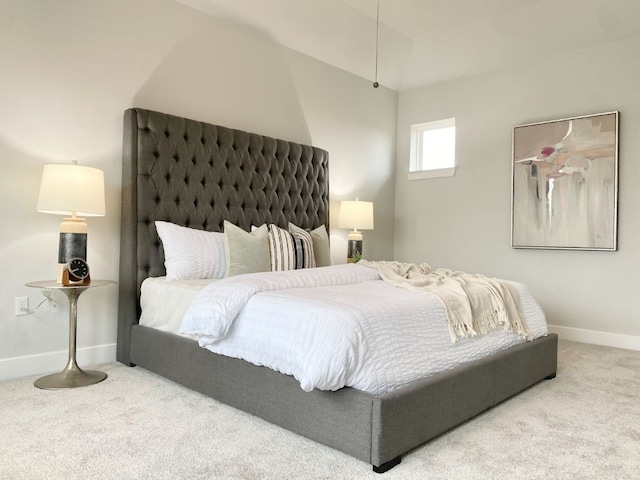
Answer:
[0, 343, 117, 382]
[548, 325, 640, 351]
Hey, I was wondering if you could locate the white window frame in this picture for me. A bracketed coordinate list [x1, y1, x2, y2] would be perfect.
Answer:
[408, 118, 456, 180]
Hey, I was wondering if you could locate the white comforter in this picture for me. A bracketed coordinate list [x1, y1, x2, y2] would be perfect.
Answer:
[180, 264, 548, 395]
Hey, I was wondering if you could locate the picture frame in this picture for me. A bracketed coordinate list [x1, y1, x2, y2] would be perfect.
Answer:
[511, 111, 619, 251]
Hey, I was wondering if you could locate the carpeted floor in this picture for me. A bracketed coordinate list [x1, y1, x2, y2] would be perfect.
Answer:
[1, 340, 639, 479]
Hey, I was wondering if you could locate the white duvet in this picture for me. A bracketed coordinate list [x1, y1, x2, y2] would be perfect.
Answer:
[175, 264, 548, 395]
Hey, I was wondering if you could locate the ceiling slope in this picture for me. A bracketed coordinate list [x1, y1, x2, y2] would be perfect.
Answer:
[177, 0, 640, 91]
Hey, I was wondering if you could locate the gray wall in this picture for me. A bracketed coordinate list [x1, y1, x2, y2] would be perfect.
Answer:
[395, 36, 640, 348]
[0, 0, 397, 379]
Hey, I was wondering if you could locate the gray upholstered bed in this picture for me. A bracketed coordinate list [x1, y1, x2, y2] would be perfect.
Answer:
[117, 108, 558, 473]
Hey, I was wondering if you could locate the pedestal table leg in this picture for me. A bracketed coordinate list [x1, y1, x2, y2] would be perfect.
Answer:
[34, 287, 107, 389]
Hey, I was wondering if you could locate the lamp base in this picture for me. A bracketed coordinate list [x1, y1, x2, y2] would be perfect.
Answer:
[57, 216, 88, 283]
[347, 230, 363, 263]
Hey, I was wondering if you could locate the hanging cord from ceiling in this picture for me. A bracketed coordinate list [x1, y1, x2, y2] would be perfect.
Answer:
[373, 0, 380, 88]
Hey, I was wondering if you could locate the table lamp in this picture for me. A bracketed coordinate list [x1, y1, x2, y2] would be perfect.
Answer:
[338, 198, 374, 263]
[37, 161, 105, 283]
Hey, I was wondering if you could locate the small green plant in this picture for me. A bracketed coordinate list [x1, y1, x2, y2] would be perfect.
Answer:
[352, 251, 363, 263]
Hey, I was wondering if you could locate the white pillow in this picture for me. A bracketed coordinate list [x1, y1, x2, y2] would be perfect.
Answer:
[268, 224, 316, 271]
[289, 223, 331, 267]
[224, 221, 271, 276]
[155, 221, 226, 280]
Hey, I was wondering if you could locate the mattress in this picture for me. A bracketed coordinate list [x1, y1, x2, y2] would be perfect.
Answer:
[140, 265, 548, 395]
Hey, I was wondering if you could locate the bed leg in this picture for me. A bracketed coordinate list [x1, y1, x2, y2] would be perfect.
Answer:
[545, 372, 557, 380]
[372, 456, 401, 473]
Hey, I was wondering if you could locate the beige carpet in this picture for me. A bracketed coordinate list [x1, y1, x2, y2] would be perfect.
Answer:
[1, 340, 638, 479]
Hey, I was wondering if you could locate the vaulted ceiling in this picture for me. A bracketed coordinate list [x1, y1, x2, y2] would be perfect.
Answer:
[177, 0, 640, 91]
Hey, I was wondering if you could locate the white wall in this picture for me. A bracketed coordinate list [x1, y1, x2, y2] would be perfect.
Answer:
[0, 0, 397, 379]
[395, 36, 640, 349]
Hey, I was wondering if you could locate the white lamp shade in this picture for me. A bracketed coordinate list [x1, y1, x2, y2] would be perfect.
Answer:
[338, 200, 374, 230]
[37, 164, 106, 217]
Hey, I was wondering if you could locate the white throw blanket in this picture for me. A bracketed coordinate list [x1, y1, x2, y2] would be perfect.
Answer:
[359, 260, 531, 343]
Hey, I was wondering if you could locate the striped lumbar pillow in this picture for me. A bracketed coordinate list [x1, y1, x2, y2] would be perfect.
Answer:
[289, 223, 331, 267]
[268, 224, 316, 271]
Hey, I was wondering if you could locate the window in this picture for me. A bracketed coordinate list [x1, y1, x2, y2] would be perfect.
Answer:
[409, 118, 456, 179]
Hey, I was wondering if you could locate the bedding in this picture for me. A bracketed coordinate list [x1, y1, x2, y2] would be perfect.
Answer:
[288, 223, 331, 267]
[140, 277, 212, 334]
[268, 224, 316, 270]
[361, 260, 530, 342]
[223, 221, 271, 276]
[155, 221, 226, 280]
[142, 264, 548, 395]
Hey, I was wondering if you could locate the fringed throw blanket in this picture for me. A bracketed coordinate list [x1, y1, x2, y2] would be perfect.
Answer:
[360, 260, 531, 343]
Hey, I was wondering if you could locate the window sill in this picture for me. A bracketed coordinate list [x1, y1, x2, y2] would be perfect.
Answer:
[407, 167, 456, 180]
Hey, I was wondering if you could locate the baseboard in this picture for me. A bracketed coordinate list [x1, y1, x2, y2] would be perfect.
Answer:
[548, 325, 640, 352]
[0, 343, 117, 381]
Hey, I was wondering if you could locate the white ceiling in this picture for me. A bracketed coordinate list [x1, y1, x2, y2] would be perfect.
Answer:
[177, 0, 640, 91]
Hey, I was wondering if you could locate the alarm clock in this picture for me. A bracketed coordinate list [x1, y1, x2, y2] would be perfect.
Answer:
[62, 257, 91, 286]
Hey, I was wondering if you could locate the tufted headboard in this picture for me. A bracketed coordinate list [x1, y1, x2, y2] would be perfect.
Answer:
[117, 108, 329, 364]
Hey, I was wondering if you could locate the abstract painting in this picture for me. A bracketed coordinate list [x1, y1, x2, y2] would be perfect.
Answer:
[512, 111, 619, 250]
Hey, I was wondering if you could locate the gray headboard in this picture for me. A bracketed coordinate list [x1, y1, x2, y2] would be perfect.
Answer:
[117, 108, 329, 364]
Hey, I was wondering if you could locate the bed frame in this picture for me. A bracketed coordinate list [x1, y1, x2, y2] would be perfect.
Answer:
[117, 108, 558, 473]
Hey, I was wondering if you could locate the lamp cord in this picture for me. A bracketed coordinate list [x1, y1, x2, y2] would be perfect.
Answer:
[24, 289, 58, 315]
[373, 0, 380, 88]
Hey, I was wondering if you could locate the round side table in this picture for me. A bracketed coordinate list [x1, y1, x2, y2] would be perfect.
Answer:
[26, 280, 116, 389]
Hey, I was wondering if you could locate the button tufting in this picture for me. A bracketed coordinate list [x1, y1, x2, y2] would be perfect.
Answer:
[129, 111, 329, 292]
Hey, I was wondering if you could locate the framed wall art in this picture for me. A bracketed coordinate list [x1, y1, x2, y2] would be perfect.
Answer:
[511, 111, 619, 250]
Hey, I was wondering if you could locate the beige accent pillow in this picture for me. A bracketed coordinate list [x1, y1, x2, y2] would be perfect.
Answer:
[289, 223, 331, 267]
[223, 221, 271, 276]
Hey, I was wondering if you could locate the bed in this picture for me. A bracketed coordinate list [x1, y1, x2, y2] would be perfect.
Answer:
[117, 108, 558, 473]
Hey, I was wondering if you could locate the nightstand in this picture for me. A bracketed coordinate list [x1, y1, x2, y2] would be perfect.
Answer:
[26, 280, 116, 389]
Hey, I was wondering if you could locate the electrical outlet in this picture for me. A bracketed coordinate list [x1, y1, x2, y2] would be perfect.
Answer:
[15, 296, 29, 316]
